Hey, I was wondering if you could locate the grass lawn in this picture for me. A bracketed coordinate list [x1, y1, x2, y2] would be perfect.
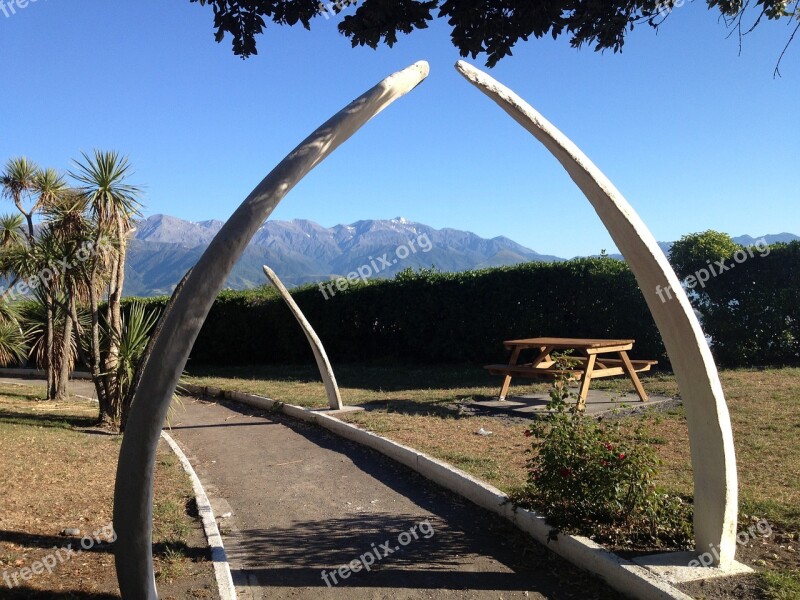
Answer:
[0, 381, 217, 599]
[186, 363, 800, 598]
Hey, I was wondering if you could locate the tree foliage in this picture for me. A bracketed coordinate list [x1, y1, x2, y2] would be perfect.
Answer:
[668, 230, 742, 281]
[1, 152, 147, 429]
[665, 230, 798, 365]
[191, 0, 798, 67]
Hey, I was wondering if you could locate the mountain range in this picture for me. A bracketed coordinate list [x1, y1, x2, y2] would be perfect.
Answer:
[124, 215, 562, 296]
[123, 214, 799, 297]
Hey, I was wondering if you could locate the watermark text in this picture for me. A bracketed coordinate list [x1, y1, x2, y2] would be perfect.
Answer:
[319, 233, 432, 300]
[321, 520, 435, 587]
[656, 239, 770, 303]
[2, 523, 116, 589]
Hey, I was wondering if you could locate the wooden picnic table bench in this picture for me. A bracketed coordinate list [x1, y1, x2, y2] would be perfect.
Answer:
[484, 337, 657, 410]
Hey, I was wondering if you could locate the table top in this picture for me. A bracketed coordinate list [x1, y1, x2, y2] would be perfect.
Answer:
[503, 337, 635, 350]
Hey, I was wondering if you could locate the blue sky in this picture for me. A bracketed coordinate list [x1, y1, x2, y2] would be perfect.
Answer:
[1, 1, 797, 257]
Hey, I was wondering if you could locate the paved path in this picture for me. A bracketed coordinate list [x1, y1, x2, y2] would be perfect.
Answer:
[168, 397, 621, 599]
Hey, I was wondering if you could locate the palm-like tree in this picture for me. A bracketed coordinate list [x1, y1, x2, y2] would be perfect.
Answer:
[40, 191, 94, 399]
[0, 320, 27, 366]
[0, 292, 27, 368]
[7, 227, 65, 396]
[0, 214, 35, 370]
[33, 168, 68, 218]
[0, 214, 25, 247]
[114, 302, 161, 423]
[70, 151, 141, 424]
[0, 213, 27, 301]
[23, 289, 75, 377]
[1, 193, 87, 399]
[1, 157, 40, 240]
[0, 161, 37, 304]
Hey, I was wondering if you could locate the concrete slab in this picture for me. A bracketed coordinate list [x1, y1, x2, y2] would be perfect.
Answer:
[467, 389, 678, 418]
[312, 405, 365, 416]
[632, 551, 753, 584]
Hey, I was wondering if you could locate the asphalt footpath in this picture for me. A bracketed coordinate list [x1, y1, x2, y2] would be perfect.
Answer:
[167, 396, 622, 600]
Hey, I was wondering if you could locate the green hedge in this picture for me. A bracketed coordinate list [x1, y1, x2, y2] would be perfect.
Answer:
[118, 242, 800, 369]
[125, 257, 668, 366]
[690, 241, 799, 367]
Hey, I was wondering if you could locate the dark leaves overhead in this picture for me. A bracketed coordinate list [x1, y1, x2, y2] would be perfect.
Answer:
[338, 0, 438, 49]
[191, 0, 323, 56]
[190, 0, 796, 65]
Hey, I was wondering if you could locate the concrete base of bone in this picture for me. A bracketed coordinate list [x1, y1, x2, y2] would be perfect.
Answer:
[633, 552, 754, 584]
[311, 405, 365, 415]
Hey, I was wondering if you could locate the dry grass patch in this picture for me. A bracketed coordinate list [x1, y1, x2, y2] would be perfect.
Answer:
[0, 382, 217, 599]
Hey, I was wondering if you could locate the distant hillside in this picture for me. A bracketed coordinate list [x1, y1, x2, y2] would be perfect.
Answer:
[123, 215, 799, 297]
[124, 215, 561, 296]
[732, 233, 799, 246]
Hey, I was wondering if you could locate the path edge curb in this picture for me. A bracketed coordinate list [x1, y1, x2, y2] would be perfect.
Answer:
[183, 383, 693, 600]
[161, 430, 237, 600]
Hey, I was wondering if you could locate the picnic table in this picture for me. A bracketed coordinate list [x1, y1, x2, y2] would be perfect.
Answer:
[484, 337, 657, 410]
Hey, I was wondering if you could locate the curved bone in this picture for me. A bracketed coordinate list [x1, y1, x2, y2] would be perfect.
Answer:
[113, 61, 430, 599]
[262, 265, 343, 410]
[455, 60, 738, 566]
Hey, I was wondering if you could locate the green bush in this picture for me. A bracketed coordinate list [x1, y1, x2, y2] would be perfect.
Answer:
[669, 236, 799, 367]
[513, 366, 693, 549]
[669, 230, 742, 281]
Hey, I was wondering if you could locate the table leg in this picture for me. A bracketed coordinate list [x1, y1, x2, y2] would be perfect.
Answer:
[577, 354, 596, 411]
[498, 347, 521, 400]
[619, 351, 649, 402]
[530, 346, 554, 368]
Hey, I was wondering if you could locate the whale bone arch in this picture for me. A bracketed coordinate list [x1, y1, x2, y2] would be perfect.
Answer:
[112, 61, 430, 599]
[455, 60, 738, 566]
[263, 265, 343, 410]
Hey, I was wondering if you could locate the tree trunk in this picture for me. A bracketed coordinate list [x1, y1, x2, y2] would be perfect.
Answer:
[15, 203, 34, 241]
[45, 290, 56, 400]
[55, 304, 73, 400]
[88, 249, 114, 427]
[104, 219, 126, 374]
[69, 295, 89, 369]
[96, 220, 129, 429]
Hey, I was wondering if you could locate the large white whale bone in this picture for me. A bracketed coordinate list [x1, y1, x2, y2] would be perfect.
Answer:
[113, 61, 430, 599]
[455, 60, 738, 567]
[263, 265, 343, 410]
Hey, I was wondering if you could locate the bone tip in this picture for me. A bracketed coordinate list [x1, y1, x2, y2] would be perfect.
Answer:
[410, 60, 430, 79]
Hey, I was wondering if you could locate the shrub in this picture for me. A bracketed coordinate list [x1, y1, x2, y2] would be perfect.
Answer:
[698, 242, 800, 367]
[669, 234, 799, 367]
[512, 362, 692, 549]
